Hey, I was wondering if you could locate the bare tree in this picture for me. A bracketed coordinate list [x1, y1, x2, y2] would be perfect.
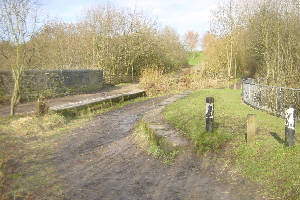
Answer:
[27, 3, 185, 85]
[183, 30, 199, 52]
[0, 0, 39, 115]
[203, 0, 299, 86]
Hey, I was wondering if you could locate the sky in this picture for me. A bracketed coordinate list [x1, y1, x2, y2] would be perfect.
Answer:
[40, 0, 219, 48]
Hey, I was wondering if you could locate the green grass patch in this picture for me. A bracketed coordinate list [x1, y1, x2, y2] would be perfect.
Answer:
[115, 82, 131, 87]
[187, 51, 203, 66]
[133, 121, 178, 165]
[164, 89, 300, 200]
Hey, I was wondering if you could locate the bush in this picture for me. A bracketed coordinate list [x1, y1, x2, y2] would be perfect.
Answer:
[139, 66, 227, 96]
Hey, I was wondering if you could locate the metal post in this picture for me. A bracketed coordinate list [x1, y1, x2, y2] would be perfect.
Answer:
[206, 97, 214, 132]
[277, 87, 282, 116]
[285, 107, 295, 147]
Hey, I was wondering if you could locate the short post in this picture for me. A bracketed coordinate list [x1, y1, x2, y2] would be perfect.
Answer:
[277, 87, 282, 116]
[247, 114, 256, 145]
[36, 98, 48, 115]
[285, 107, 295, 147]
[206, 97, 214, 132]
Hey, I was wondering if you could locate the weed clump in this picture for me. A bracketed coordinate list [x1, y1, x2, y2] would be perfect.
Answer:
[133, 122, 178, 165]
[194, 131, 232, 153]
[10, 113, 66, 136]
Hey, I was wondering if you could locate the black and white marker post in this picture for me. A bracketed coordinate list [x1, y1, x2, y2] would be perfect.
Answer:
[206, 97, 214, 132]
[285, 107, 295, 147]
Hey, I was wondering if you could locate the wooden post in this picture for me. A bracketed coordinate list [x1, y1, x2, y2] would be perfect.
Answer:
[285, 107, 295, 147]
[247, 114, 256, 145]
[36, 98, 48, 115]
[206, 97, 214, 132]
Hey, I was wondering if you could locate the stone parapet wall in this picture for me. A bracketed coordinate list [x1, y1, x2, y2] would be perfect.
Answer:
[0, 69, 103, 102]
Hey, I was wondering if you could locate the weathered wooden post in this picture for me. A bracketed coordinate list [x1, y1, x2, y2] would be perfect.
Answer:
[36, 98, 48, 115]
[206, 97, 214, 132]
[247, 114, 256, 145]
[285, 107, 295, 147]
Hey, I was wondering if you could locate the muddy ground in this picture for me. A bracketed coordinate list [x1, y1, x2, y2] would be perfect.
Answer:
[55, 96, 262, 200]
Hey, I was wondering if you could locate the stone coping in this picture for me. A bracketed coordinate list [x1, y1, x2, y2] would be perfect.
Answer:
[141, 91, 192, 152]
[50, 90, 146, 112]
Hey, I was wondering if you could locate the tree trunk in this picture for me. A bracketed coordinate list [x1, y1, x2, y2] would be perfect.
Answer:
[234, 56, 237, 78]
[10, 44, 22, 116]
[229, 39, 233, 77]
[10, 70, 21, 116]
[226, 44, 230, 77]
[131, 65, 134, 81]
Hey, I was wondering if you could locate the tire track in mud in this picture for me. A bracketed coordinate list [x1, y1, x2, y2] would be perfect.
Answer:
[55, 96, 262, 200]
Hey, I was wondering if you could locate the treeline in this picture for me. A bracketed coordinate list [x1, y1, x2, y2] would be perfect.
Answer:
[0, 3, 186, 83]
[202, 0, 300, 87]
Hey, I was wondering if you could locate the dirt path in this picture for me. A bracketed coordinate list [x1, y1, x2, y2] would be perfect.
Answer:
[55, 96, 262, 200]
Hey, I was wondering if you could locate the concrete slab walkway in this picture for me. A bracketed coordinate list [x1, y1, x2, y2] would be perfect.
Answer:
[0, 84, 145, 117]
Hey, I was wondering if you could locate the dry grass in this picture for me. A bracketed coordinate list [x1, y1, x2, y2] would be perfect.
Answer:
[139, 66, 227, 96]
[0, 113, 68, 199]
[9, 114, 66, 136]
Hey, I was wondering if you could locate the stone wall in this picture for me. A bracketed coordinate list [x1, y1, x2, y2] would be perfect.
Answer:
[0, 69, 104, 102]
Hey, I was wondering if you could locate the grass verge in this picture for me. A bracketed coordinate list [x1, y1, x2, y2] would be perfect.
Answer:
[187, 51, 203, 66]
[133, 121, 178, 165]
[164, 89, 300, 200]
[0, 96, 150, 200]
